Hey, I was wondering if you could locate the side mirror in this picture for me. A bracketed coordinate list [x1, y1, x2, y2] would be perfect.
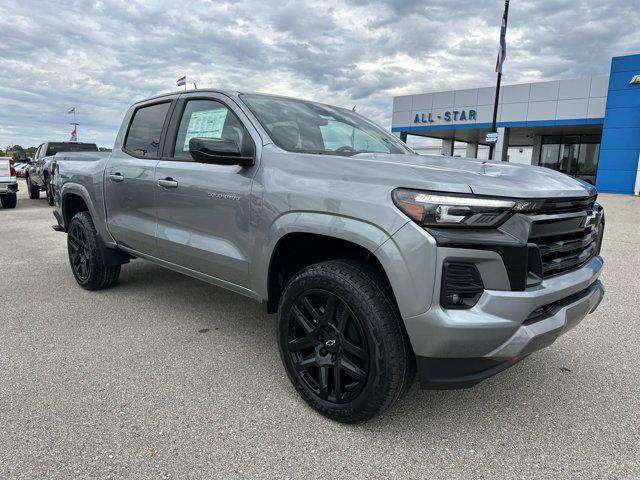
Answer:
[189, 137, 254, 167]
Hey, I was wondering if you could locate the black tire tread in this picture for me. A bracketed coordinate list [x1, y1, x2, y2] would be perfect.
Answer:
[68, 211, 121, 290]
[278, 259, 414, 423]
[27, 177, 40, 199]
[1, 193, 17, 208]
[45, 178, 54, 206]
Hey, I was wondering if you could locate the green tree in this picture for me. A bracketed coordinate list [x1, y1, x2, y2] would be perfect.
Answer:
[11, 145, 26, 162]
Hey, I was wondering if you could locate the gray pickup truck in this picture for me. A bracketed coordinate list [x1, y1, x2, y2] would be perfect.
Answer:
[27, 141, 98, 205]
[53, 90, 605, 423]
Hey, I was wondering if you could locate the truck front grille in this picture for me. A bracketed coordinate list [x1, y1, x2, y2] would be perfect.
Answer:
[527, 198, 603, 279]
[535, 229, 599, 276]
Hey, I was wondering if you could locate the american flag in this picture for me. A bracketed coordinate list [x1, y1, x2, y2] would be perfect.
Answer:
[495, 9, 508, 73]
[176, 75, 186, 87]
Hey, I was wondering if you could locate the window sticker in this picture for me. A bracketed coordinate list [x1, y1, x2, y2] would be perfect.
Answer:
[183, 108, 228, 151]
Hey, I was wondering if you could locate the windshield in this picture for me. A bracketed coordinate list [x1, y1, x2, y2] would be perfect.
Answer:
[46, 143, 98, 156]
[241, 94, 414, 157]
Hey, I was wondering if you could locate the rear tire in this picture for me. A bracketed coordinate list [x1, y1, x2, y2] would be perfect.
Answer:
[67, 211, 121, 290]
[0, 193, 17, 208]
[45, 178, 54, 206]
[278, 260, 415, 423]
[27, 177, 40, 199]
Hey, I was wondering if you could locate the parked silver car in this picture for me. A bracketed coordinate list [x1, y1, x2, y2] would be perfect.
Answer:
[52, 90, 605, 422]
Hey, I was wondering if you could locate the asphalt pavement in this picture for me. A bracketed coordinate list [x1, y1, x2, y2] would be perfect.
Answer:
[1, 180, 639, 479]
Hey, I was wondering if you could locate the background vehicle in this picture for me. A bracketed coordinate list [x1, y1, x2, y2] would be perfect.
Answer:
[0, 156, 18, 208]
[14, 162, 29, 178]
[53, 90, 605, 423]
[27, 142, 98, 205]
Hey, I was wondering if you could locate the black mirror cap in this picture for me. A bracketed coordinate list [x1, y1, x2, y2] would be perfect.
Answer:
[188, 137, 255, 167]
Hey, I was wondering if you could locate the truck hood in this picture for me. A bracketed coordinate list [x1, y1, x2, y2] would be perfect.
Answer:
[350, 153, 596, 199]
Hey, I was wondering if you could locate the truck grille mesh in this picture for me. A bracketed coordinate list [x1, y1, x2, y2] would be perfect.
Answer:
[527, 197, 602, 278]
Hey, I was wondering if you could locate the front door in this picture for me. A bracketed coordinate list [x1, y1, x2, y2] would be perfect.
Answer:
[154, 94, 259, 287]
[104, 101, 172, 254]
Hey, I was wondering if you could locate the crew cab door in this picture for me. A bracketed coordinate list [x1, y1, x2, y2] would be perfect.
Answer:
[104, 100, 174, 254]
[30, 143, 45, 185]
[154, 93, 260, 287]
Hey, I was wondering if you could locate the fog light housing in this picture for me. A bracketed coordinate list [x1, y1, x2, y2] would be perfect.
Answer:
[440, 262, 484, 309]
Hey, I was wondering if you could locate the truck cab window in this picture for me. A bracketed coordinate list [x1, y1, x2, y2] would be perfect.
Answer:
[173, 100, 246, 160]
[124, 102, 171, 157]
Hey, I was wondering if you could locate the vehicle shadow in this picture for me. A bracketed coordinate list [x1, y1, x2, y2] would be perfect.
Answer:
[112, 259, 566, 434]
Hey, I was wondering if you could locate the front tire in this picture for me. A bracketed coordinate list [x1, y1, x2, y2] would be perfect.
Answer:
[0, 193, 17, 208]
[27, 177, 40, 199]
[67, 211, 121, 290]
[278, 260, 415, 423]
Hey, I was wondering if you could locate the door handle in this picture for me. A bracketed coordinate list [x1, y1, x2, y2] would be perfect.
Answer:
[109, 173, 124, 183]
[158, 178, 178, 188]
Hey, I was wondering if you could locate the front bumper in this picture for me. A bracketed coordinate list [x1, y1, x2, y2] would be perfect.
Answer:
[405, 255, 604, 389]
[0, 181, 18, 194]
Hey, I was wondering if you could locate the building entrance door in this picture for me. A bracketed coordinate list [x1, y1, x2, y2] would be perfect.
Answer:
[540, 134, 601, 185]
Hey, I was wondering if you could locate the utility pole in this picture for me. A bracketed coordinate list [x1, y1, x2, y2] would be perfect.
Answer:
[489, 0, 509, 161]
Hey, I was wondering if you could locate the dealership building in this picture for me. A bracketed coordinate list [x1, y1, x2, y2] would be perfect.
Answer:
[392, 53, 640, 194]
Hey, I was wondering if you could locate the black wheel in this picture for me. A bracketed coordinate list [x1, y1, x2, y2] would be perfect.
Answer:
[45, 178, 54, 206]
[278, 260, 415, 423]
[67, 211, 121, 290]
[27, 177, 40, 199]
[0, 193, 17, 208]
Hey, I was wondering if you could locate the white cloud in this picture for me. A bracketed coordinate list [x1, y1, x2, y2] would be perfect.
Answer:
[0, 0, 638, 148]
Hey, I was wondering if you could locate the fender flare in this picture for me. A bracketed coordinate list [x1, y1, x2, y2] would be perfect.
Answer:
[252, 212, 391, 299]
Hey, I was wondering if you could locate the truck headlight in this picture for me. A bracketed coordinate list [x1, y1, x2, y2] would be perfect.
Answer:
[392, 189, 538, 228]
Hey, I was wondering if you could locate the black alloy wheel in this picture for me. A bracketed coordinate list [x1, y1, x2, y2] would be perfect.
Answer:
[278, 260, 416, 423]
[68, 223, 92, 282]
[66, 212, 121, 290]
[286, 289, 370, 404]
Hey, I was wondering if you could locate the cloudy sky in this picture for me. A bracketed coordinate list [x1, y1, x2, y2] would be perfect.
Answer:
[0, 0, 639, 149]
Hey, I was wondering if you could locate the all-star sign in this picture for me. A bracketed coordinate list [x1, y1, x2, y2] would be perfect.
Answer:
[413, 109, 477, 124]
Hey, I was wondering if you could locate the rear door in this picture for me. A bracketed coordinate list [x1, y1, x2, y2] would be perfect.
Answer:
[31, 143, 45, 185]
[153, 93, 260, 286]
[104, 99, 174, 254]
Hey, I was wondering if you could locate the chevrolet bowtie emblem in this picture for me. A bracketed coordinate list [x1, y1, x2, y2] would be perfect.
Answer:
[630, 74, 640, 85]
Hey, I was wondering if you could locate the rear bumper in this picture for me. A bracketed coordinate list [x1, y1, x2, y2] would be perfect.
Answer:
[0, 181, 18, 194]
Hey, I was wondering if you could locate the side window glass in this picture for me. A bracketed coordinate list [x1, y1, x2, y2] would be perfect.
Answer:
[124, 102, 171, 157]
[173, 100, 246, 159]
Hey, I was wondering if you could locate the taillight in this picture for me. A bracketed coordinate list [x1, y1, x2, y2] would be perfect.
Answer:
[10, 159, 16, 177]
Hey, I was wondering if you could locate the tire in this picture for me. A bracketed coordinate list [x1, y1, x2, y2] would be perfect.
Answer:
[27, 177, 40, 199]
[67, 211, 121, 290]
[45, 178, 54, 206]
[278, 260, 415, 423]
[0, 193, 17, 208]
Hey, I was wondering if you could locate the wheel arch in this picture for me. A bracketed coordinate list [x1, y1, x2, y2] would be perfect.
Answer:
[256, 212, 398, 314]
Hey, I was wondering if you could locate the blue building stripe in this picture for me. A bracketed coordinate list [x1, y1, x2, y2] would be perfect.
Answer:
[391, 118, 604, 133]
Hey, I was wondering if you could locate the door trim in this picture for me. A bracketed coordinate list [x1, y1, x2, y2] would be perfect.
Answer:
[117, 245, 261, 301]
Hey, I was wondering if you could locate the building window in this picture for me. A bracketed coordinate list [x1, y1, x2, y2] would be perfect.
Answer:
[539, 134, 601, 184]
